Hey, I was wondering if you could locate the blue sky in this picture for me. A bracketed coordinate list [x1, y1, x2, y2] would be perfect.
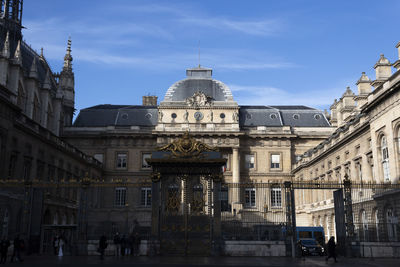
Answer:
[22, 0, 400, 117]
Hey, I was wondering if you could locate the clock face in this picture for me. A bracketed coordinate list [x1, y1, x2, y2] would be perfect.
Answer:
[194, 111, 204, 121]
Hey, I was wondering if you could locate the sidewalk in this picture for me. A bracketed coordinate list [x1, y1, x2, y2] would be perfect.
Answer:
[8, 255, 400, 267]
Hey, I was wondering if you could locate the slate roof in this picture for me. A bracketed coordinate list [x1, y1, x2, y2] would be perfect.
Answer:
[73, 105, 158, 127]
[73, 104, 330, 127]
[239, 105, 330, 127]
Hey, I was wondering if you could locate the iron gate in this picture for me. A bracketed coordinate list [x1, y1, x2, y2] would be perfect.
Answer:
[159, 175, 212, 255]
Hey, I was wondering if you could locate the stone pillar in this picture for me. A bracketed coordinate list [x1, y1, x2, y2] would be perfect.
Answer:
[150, 172, 161, 256]
[231, 147, 242, 214]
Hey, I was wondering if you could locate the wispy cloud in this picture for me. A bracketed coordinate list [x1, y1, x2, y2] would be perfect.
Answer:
[229, 84, 336, 108]
[179, 17, 283, 36]
[22, 2, 289, 71]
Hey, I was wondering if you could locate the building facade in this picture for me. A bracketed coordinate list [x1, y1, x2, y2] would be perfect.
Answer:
[0, 0, 102, 254]
[293, 43, 400, 244]
[63, 66, 334, 238]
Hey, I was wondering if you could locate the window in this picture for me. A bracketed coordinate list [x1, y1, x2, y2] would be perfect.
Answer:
[220, 186, 230, 212]
[386, 208, 397, 241]
[2, 209, 9, 238]
[222, 154, 229, 172]
[116, 153, 127, 169]
[142, 153, 151, 169]
[245, 188, 256, 207]
[357, 163, 362, 182]
[245, 154, 255, 169]
[115, 187, 127, 206]
[361, 210, 368, 240]
[23, 158, 32, 181]
[381, 136, 390, 181]
[141, 187, 151, 207]
[270, 154, 280, 169]
[94, 153, 104, 163]
[271, 187, 282, 208]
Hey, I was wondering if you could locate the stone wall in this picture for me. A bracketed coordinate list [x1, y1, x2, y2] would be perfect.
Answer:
[223, 240, 286, 256]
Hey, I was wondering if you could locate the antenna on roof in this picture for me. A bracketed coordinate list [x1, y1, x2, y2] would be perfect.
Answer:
[198, 40, 201, 68]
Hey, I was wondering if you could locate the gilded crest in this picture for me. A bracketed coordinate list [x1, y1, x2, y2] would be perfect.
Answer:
[158, 131, 217, 158]
[185, 91, 213, 107]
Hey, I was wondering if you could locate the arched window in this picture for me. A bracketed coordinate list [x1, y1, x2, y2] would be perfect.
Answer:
[43, 209, 51, 225]
[32, 94, 40, 122]
[373, 209, 379, 241]
[2, 209, 9, 238]
[381, 136, 390, 182]
[386, 208, 397, 241]
[360, 210, 368, 241]
[325, 215, 330, 241]
[62, 213, 67, 225]
[53, 212, 59, 225]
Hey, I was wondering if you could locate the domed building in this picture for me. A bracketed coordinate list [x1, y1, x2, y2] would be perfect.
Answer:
[64, 64, 334, 244]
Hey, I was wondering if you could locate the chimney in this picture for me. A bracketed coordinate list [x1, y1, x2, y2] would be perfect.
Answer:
[355, 72, 371, 109]
[330, 99, 338, 127]
[142, 95, 158, 106]
[371, 54, 391, 88]
[339, 87, 356, 125]
[393, 41, 400, 71]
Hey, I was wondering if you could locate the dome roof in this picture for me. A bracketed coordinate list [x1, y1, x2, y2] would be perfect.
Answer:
[163, 66, 235, 102]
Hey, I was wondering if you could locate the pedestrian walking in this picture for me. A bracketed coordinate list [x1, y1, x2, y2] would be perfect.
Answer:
[325, 236, 338, 263]
[127, 234, 134, 255]
[58, 237, 64, 257]
[10, 235, 23, 262]
[98, 233, 107, 260]
[133, 232, 141, 256]
[0, 236, 10, 264]
[53, 235, 59, 255]
[113, 232, 121, 257]
[120, 235, 126, 256]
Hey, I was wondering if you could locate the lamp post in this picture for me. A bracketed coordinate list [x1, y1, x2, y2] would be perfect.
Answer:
[125, 203, 130, 234]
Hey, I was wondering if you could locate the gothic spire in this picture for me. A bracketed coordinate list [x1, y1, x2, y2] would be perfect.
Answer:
[13, 39, 22, 65]
[63, 37, 73, 72]
[1, 32, 10, 58]
[29, 57, 39, 79]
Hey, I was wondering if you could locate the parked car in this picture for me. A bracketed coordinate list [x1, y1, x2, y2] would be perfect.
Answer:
[299, 238, 325, 256]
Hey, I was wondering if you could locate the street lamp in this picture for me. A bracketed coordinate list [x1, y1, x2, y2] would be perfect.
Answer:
[125, 203, 130, 234]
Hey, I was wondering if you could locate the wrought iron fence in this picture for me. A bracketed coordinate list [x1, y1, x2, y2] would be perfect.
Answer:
[220, 183, 288, 241]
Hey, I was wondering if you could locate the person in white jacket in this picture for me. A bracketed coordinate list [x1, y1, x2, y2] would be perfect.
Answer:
[58, 237, 64, 257]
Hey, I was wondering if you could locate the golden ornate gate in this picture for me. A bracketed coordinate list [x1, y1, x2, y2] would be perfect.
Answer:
[147, 132, 225, 255]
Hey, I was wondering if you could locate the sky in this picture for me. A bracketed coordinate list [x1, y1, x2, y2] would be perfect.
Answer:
[22, 0, 400, 118]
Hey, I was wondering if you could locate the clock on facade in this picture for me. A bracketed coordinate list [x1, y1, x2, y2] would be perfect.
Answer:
[194, 111, 204, 121]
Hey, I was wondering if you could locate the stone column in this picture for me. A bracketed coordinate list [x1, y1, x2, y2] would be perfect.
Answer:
[231, 147, 242, 214]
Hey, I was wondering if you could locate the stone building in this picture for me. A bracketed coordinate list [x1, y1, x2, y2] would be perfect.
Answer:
[63, 65, 333, 238]
[293, 42, 400, 246]
[0, 0, 102, 253]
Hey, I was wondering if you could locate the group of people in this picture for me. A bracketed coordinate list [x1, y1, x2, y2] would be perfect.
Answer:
[98, 232, 141, 260]
[0, 235, 24, 263]
[113, 232, 141, 257]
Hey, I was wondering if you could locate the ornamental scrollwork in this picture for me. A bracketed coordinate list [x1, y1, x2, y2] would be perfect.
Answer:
[185, 91, 214, 108]
[150, 172, 161, 183]
[158, 131, 217, 158]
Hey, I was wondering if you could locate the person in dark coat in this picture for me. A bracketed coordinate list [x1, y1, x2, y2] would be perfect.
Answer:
[10, 235, 23, 262]
[120, 235, 126, 256]
[113, 232, 121, 257]
[0, 236, 11, 263]
[133, 232, 141, 256]
[98, 234, 107, 260]
[325, 236, 337, 263]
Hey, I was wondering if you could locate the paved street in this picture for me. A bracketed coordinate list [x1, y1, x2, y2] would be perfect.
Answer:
[3, 255, 399, 267]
